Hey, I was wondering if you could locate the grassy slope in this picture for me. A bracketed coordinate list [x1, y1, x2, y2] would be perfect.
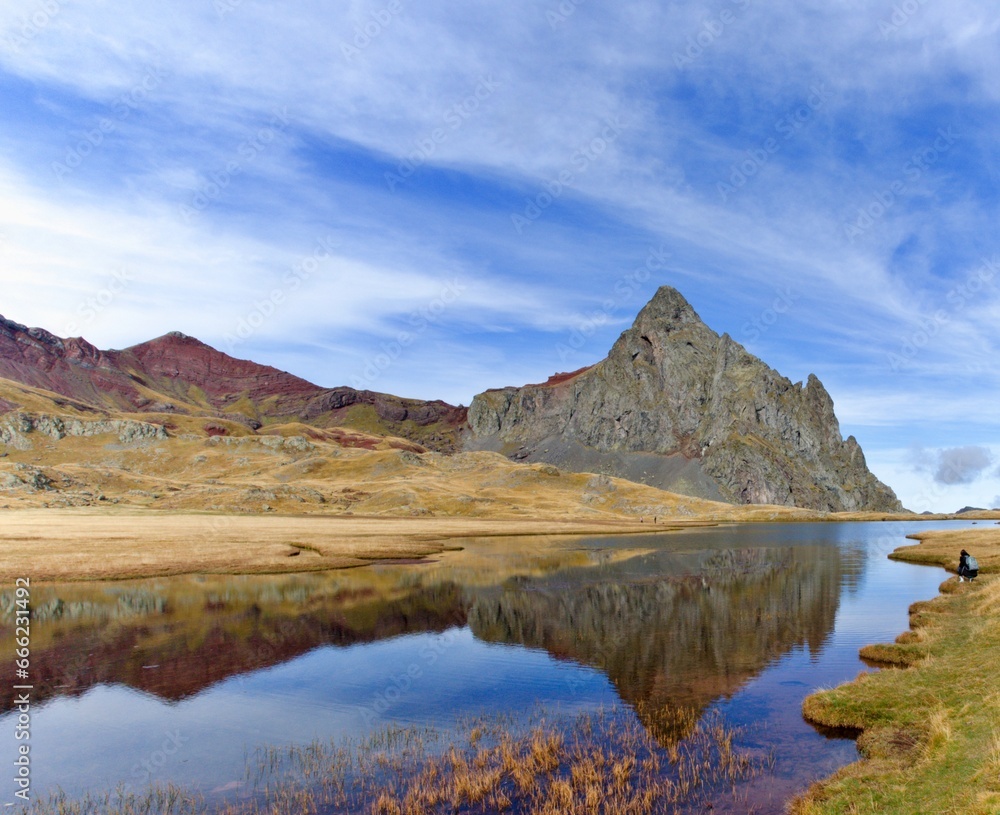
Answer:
[792, 529, 1000, 815]
[0, 386, 833, 581]
[0, 376, 834, 523]
[889, 526, 1000, 573]
[2, 381, 982, 586]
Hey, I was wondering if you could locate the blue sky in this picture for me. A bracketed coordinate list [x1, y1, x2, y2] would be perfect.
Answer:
[1, 0, 999, 512]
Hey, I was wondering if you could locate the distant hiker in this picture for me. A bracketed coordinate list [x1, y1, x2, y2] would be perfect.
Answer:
[958, 549, 979, 582]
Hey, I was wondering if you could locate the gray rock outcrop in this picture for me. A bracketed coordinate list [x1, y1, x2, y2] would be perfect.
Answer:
[0, 413, 167, 449]
[467, 286, 901, 512]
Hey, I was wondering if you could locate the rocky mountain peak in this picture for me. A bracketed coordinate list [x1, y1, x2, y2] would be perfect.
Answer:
[467, 287, 901, 512]
[633, 285, 704, 331]
[0, 314, 28, 334]
[138, 330, 211, 348]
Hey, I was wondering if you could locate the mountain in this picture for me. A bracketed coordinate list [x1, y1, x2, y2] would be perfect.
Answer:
[1, 289, 901, 512]
[467, 286, 901, 512]
[0, 314, 466, 452]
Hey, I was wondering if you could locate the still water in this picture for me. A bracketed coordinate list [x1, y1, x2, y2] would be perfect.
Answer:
[0, 521, 978, 811]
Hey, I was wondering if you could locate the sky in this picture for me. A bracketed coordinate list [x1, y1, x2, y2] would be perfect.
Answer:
[1, 0, 999, 512]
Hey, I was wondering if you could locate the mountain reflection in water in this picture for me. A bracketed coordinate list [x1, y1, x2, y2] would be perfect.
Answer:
[470, 544, 846, 738]
[3, 521, 969, 813]
[0, 532, 851, 733]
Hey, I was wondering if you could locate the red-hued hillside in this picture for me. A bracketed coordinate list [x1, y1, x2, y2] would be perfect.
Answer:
[0, 315, 467, 451]
[125, 331, 319, 403]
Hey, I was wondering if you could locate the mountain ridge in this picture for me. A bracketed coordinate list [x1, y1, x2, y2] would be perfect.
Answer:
[0, 313, 467, 451]
[466, 286, 901, 513]
[0, 287, 901, 512]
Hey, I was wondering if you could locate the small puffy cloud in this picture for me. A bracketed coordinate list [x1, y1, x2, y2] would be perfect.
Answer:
[909, 444, 936, 472]
[934, 446, 993, 485]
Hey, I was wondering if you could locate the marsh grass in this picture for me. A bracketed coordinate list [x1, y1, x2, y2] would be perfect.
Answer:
[20, 784, 205, 815]
[26, 706, 771, 815]
[237, 706, 771, 815]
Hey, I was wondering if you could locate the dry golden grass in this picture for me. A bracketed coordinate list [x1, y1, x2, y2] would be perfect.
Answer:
[0, 508, 704, 582]
[29, 708, 771, 814]
[0, 393, 947, 582]
[889, 526, 1000, 574]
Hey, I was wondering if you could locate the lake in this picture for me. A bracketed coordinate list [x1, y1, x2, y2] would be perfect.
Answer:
[0, 520, 977, 812]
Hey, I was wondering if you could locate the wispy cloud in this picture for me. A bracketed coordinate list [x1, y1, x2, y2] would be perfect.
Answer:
[1, 0, 999, 508]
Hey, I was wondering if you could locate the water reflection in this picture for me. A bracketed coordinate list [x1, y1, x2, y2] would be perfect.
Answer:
[0, 522, 960, 809]
[0, 576, 468, 711]
[470, 544, 848, 734]
[1, 536, 850, 726]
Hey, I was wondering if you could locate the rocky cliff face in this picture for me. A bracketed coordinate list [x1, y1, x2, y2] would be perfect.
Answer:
[467, 287, 901, 512]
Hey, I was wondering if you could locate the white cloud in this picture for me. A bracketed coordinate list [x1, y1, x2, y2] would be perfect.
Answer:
[868, 445, 1000, 513]
[934, 446, 993, 485]
[0, 0, 999, 482]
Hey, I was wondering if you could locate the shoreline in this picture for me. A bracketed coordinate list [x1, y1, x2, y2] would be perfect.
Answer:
[0, 507, 715, 582]
[791, 527, 1000, 814]
[2, 507, 995, 583]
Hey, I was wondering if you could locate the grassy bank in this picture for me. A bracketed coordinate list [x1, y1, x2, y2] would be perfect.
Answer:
[889, 525, 1000, 573]
[792, 528, 1000, 814]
